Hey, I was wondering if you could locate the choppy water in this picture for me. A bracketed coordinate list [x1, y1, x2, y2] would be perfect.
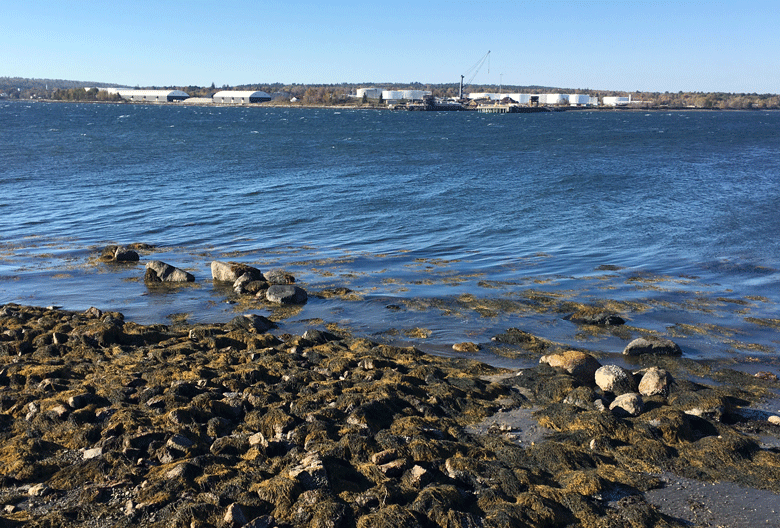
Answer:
[2, 101, 779, 370]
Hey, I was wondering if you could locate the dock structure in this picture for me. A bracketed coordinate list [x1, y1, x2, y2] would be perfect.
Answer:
[476, 104, 554, 114]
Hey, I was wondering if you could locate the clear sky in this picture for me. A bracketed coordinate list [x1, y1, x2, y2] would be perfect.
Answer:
[3, 0, 778, 94]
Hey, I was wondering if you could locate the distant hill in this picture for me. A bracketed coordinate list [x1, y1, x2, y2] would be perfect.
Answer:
[0, 76, 121, 93]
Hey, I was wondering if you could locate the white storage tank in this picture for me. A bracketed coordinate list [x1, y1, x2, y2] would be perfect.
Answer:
[504, 93, 530, 104]
[568, 94, 591, 106]
[402, 90, 431, 100]
[382, 90, 404, 101]
[544, 93, 568, 105]
[356, 87, 382, 99]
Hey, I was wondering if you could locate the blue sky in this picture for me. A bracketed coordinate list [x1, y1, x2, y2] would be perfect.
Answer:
[3, 0, 778, 93]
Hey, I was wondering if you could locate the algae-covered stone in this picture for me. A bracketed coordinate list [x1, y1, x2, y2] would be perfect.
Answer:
[540, 350, 601, 384]
[623, 336, 682, 357]
[595, 364, 637, 395]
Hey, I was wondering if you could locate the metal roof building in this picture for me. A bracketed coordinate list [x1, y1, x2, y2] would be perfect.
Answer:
[117, 89, 189, 102]
[212, 90, 271, 104]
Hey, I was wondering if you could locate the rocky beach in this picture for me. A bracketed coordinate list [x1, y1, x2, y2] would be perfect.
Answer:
[2, 252, 780, 527]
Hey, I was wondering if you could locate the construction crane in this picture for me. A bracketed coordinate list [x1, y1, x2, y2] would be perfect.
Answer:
[459, 50, 490, 100]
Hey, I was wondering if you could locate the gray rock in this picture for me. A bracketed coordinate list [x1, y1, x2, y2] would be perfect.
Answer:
[609, 392, 644, 416]
[638, 367, 674, 397]
[623, 336, 682, 356]
[114, 247, 140, 262]
[595, 365, 637, 395]
[266, 285, 307, 305]
[145, 261, 195, 283]
[211, 261, 263, 282]
[264, 269, 296, 285]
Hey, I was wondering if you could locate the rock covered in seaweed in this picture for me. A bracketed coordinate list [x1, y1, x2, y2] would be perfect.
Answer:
[623, 336, 682, 356]
[98, 244, 140, 262]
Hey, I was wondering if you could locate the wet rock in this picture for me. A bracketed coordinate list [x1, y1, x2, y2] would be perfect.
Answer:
[99, 245, 139, 262]
[144, 260, 195, 283]
[566, 308, 625, 326]
[229, 314, 277, 333]
[609, 392, 644, 416]
[264, 269, 296, 285]
[211, 261, 264, 283]
[595, 364, 637, 395]
[638, 367, 674, 397]
[265, 285, 308, 305]
[540, 350, 601, 384]
[623, 336, 682, 356]
[491, 327, 551, 353]
[452, 342, 480, 353]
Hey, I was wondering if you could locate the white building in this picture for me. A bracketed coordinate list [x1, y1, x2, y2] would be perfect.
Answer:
[603, 96, 632, 106]
[117, 89, 189, 102]
[212, 90, 271, 104]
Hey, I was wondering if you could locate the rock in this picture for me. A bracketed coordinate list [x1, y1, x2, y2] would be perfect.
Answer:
[144, 260, 195, 283]
[265, 285, 307, 305]
[567, 308, 625, 326]
[224, 503, 249, 527]
[82, 447, 103, 460]
[99, 245, 139, 262]
[768, 416, 780, 425]
[211, 261, 264, 283]
[638, 367, 674, 397]
[623, 336, 682, 356]
[229, 314, 277, 333]
[609, 392, 644, 416]
[540, 350, 601, 383]
[264, 269, 296, 285]
[595, 365, 637, 395]
[452, 342, 480, 353]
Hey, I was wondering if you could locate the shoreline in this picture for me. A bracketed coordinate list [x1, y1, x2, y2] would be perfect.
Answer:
[1, 301, 778, 527]
[9, 98, 780, 112]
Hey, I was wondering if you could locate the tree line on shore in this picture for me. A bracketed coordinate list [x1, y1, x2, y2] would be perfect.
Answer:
[2, 77, 779, 109]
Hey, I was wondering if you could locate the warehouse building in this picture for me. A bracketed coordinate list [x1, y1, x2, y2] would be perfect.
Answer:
[117, 89, 189, 102]
[212, 90, 272, 104]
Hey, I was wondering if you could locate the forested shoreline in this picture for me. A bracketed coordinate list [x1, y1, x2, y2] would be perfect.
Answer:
[2, 76, 779, 109]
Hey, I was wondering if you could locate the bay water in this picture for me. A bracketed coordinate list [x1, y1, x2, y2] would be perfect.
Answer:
[2, 101, 779, 371]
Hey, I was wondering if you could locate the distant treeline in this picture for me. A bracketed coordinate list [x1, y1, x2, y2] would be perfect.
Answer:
[2, 77, 779, 109]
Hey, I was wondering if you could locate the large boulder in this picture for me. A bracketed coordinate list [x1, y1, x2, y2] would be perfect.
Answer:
[211, 261, 264, 283]
[594, 365, 637, 396]
[540, 350, 601, 384]
[638, 367, 674, 397]
[265, 285, 307, 305]
[144, 261, 194, 283]
[623, 336, 682, 357]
